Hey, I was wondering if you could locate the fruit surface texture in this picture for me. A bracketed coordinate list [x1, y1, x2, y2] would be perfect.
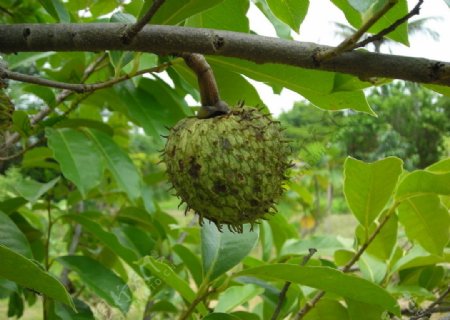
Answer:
[164, 106, 291, 232]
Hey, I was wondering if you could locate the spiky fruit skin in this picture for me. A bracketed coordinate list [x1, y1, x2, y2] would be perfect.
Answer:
[164, 106, 291, 232]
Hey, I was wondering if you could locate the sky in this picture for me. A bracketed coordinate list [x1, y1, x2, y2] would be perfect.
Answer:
[246, 0, 450, 116]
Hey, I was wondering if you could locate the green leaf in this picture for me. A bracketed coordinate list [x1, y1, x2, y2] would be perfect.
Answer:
[0, 198, 27, 215]
[138, 256, 208, 315]
[172, 244, 203, 286]
[303, 299, 349, 320]
[358, 253, 387, 284]
[425, 84, 450, 96]
[266, 0, 309, 32]
[63, 215, 140, 272]
[12, 110, 32, 137]
[14, 177, 60, 203]
[38, 0, 70, 22]
[344, 157, 403, 230]
[358, 214, 398, 261]
[185, 0, 249, 32]
[346, 299, 384, 320]
[0, 244, 74, 309]
[347, 0, 374, 12]
[0, 211, 33, 259]
[281, 235, 351, 257]
[46, 128, 104, 198]
[426, 158, 450, 173]
[57, 256, 131, 314]
[236, 264, 400, 315]
[208, 57, 372, 113]
[54, 118, 114, 136]
[214, 284, 264, 312]
[254, 0, 293, 39]
[203, 314, 241, 320]
[151, 0, 225, 25]
[397, 195, 449, 255]
[83, 128, 141, 201]
[392, 246, 450, 271]
[202, 223, 259, 281]
[395, 170, 450, 201]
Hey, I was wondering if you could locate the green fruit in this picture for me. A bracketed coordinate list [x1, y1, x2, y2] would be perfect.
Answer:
[163, 105, 291, 232]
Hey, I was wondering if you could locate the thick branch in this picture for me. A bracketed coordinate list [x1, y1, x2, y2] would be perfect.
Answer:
[0, 24, 449, 86]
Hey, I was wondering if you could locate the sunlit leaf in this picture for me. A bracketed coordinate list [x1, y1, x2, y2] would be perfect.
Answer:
[236, 264, 400, 315]
[397, 195, 449, 255]
[266, 0, 309, 32]
[344, 157, 403, 230]
[214, 284, 264, 312]
[395, 170, 450, 201]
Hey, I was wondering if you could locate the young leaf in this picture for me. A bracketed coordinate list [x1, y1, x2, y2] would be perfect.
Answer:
[0, 211, 33, 259]
[236, 264, 400, 315]
[395, 170, 450, 201]
[83, 128, 142, 201]
[0, 244, 74, 309]
[344, 157, 403, 230]
[202, 223, 259, 281]
[46, 128, 104, 198]
[57, 256, 132, 314]
[214, 284, 264, 313]
[266, 0, 309, 32]
[397, 195, 449, 255]
[14, 177, 60, 203]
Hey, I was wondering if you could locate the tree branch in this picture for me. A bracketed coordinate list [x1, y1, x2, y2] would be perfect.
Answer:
[355, 0, 424, 49]
[1, 62, 171, 93]
[409, 285, 450, 320]
[0, 24, 449, 86]
[316, 0, 398, 61]
[121, 0, 166, 43]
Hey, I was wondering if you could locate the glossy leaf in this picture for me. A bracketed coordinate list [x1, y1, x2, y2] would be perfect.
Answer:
[14, 177, 60, 203]
[236, 264, 400, 314]
[344, 157, 403, 230]
[186, 0, 249, 32]
[38, 0, 70, 22]
[266, 0, 309, 32]
[46, 128, 103, 198]
[397, 195, 449, 255]
[214, 284, 264, 312]
[83, 128, 141, 201]
[57, 256, 131, 313]
[202, 223, 259, 281]
[396, 170, 450, 200]
[208, 57, 373, 113]
[0, 211, 32, 258]
[0, 244, 74, 309]
[151, 0, 225, 25]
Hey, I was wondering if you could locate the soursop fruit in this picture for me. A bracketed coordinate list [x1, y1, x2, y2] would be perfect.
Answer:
[163, 104, 291, 232]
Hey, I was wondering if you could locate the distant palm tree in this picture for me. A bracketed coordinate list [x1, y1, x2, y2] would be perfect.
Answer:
[332, 17, 442, 52]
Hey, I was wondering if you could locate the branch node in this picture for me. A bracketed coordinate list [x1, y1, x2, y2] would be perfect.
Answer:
[213, 35, 225, 51]
[22, 27, 31, 39]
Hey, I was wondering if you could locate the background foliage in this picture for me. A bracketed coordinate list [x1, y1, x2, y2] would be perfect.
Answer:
[0, 0, 449, 319]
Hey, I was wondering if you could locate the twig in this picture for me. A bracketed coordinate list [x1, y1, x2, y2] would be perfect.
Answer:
[0, 63, 171, 94]
[295, 204, 399, 319]
[409, 285, 450, 319]
[271, 248, 317, 320]
[178, 286, 215, 320]
[181, 53, 229, 118]
[355, 0, 424, 49]
[0, 53, 107, 152]
[316, 0, 398, 61]
[122, 0, 166, 43]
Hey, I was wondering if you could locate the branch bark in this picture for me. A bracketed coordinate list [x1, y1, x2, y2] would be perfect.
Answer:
[0, 24, 449, 86]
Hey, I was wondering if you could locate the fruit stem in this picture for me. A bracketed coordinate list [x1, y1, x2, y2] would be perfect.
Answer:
[181, 53, 229, 119]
